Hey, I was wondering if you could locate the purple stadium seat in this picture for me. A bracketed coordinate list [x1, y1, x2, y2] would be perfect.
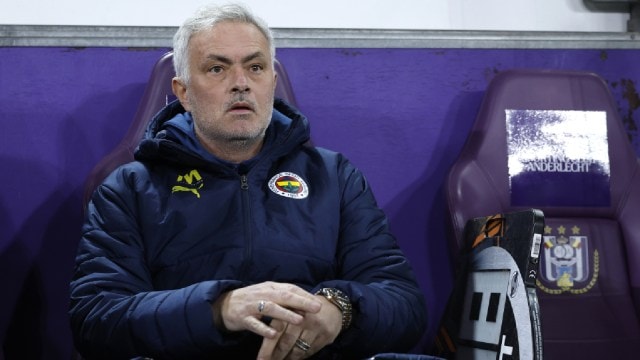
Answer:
[82, 51, 298, 208]
[445, 69, 640, 358]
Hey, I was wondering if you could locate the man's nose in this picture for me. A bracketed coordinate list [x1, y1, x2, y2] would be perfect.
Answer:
[231, 68, 250, 93]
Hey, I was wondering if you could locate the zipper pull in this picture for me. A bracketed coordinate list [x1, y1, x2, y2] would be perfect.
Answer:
[240, 174, 249, 190]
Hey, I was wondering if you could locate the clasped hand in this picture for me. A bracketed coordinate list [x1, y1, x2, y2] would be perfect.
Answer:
[214, 281, 343, 360]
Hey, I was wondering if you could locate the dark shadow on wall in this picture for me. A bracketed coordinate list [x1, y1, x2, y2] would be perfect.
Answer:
[0, 156, 50, 360]
[3, 262, 44, 359]
[1, 168, 84, 360]
[0, 199, 41, 360]
[0, 78, 147, 359]
[385, 89, 485, 353]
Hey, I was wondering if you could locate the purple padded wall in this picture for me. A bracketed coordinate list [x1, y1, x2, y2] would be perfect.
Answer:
[1, 47, 639, 359]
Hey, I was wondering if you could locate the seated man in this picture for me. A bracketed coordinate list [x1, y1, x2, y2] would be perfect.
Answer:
[69, 2, 427, 360]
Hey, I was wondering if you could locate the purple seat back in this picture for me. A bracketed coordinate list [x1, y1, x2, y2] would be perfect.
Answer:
[82, 51, 298, 208]
[446, 69, 640, 358]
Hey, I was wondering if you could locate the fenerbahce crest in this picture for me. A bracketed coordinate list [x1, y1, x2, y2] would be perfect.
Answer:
[268, 172, 309, 199]
[536, 224, 599, 295]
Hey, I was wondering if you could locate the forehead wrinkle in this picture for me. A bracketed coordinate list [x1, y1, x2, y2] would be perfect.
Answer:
[205, 53, 232, 65]
[204, 50, 266, 65]
[242, 51, 266, 63]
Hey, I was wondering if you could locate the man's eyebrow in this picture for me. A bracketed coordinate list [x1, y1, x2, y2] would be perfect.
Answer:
[205, 51, 266, 65]
[205, 54, 232, 64]
[241, 51, 266, 63]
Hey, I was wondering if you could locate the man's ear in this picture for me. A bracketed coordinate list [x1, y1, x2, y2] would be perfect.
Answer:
[172, 77, 191, 111]
[273, 72, 278, 93]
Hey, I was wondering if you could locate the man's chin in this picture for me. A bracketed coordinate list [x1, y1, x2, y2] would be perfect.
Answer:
[225, 133, 263, 146]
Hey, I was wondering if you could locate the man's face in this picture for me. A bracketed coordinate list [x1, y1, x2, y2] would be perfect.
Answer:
[174, 21, 277, 151]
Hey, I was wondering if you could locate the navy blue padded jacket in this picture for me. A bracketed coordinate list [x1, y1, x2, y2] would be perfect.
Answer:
[69, 99, 427, 359]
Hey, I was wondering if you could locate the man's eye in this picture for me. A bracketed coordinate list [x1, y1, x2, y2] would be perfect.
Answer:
[209, 66, 223, 73]
[250, 64, 263, 72]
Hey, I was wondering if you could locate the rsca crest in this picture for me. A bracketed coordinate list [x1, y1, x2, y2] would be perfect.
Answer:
[536, 224, 599, 295]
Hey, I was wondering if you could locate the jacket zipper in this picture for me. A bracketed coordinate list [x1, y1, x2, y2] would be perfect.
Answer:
[240, 174, 249, 190]
[239, 173, 252, 281]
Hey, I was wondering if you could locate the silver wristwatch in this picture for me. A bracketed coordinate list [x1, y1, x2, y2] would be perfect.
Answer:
[315, 288, 353, 330]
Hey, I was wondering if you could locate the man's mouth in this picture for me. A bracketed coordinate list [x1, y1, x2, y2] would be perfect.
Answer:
[228, 101, 254, 113]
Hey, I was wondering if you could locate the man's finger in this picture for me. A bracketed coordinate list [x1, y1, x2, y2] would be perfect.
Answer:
[245, 316, 278, 339]
[269, 285, 322, 314]
[257, 319, 287, 360]
[254, 300, 305, 326]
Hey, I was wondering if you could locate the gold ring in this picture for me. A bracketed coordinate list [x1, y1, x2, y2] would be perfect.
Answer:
[294, 338, 311, 352]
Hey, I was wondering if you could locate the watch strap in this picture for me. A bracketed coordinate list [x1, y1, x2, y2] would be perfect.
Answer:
[315, 288, 352, 330]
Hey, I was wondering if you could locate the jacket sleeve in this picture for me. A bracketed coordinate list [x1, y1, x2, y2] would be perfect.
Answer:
[317, 154, 428, 358]
[69, 165, 245, 359]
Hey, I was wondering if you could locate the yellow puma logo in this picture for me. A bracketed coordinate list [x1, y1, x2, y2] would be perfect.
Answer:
[172, 169, 203, 198]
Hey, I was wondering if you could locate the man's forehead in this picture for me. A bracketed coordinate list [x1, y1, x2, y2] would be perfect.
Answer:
[189, 23, 269, 60]
[192, 22, 267, 47]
